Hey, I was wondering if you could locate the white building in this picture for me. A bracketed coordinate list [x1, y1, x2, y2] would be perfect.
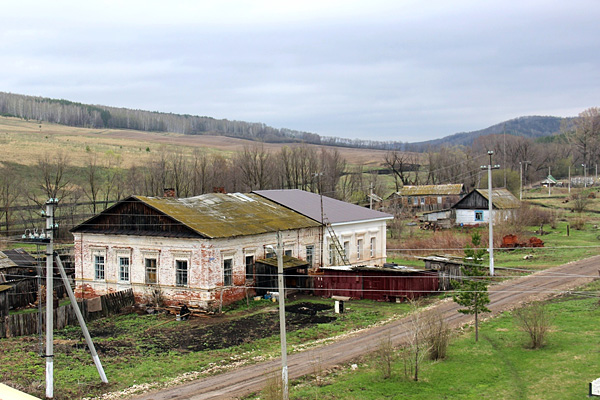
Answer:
[254, 189, 394, 267]
[452, 188, 520, 226]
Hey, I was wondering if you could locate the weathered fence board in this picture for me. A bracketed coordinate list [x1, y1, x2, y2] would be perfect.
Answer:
[0, 289, 135, 338]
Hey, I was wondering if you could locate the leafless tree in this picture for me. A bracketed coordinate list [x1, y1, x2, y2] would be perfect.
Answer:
[0, 164, 18, 236]
[568, 107, 600, 167]
[234, 144, 274, 191]
[36, 152, 71, 202]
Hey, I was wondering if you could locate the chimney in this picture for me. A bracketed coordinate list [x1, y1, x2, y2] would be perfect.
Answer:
[163, 188, 176, 198]
[213, 187, 226, 194]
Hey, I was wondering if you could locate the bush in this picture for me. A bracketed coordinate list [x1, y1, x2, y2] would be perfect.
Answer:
[514, 302, 552, 349]
[375, 335, 395, 379]
[425, 310, 450, 360]
[571, 218, 586, 230]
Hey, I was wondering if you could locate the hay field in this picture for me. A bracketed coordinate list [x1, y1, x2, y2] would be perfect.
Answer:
[0, 116, 399, 168]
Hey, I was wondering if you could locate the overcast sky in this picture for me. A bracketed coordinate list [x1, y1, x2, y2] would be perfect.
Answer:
[0, 0, 598, 142]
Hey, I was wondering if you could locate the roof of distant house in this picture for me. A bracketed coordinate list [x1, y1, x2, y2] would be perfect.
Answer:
[72, 193, 321, 239]
[253, 189, 393, 225]
[392, 184, 465, 197]
[453, 188, 520, 210]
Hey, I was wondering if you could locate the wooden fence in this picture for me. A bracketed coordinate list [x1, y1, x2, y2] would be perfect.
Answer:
[0, 289, 135, 338]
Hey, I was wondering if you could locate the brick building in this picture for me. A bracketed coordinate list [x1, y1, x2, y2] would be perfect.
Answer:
[71, 193, 321, 309]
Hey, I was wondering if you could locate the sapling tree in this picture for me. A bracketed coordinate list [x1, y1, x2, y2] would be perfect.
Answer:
[453, 232, 490, 342]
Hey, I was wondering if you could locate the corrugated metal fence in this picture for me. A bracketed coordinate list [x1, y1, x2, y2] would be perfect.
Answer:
[0, 289, 134, 338]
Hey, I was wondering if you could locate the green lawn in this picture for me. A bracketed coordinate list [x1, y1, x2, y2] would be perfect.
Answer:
[286, 281, 600, 400]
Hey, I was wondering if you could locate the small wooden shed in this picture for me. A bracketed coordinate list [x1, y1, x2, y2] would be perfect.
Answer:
[417, 255, 464, 291]
[312, 265, 438, 302]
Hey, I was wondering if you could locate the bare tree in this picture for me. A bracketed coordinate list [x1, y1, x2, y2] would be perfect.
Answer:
[0, 164, 18, 236]
[83, 152, 102, 213]
[568, 107, 600, 167]
[514, 302, 552, 349]
[234, 144, 274, 191]
[36, 152, 71, 202]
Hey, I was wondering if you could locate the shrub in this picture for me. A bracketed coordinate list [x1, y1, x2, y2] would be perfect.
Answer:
[571, 218, 586, 230]
[425, 310, 450, 360]
[514, 302, 552, 349]
[375, 334, 395, 379]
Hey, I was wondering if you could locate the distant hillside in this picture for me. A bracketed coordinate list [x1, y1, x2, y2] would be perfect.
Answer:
[0, 92, 575, 152]
[0, 91, 401, 150]
[406, 116, 572, 150]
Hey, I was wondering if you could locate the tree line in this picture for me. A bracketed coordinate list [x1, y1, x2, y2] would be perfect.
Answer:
[0, 92, 404, 150]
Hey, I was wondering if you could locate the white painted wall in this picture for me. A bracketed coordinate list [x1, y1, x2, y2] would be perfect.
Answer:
[324, 219, 389, 266]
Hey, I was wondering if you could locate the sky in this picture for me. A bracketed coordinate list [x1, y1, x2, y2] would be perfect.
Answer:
[0, 0, 598, 143]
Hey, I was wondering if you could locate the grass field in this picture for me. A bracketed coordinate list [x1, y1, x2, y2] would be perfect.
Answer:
[0, 298, 413, 400]
[284, 281, 600, 400]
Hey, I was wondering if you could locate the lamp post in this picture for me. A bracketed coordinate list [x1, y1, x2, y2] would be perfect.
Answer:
[481, 152, 500, 276]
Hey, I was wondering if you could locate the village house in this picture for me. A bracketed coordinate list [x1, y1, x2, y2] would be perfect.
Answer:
[253, 189, 393, 267]
[70, 192, 322, 309]
[388, 184, 466, 212]
[452, 188, 520, 226]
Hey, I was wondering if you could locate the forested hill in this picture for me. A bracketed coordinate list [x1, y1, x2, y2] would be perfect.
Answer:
[0, 91, 399, 150]
[0, 91, 323, 143]
[406, 115, 571, 150]
[0, 91, 572, 151]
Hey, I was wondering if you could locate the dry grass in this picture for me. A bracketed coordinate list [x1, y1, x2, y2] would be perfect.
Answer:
[0, 116, 395, 168]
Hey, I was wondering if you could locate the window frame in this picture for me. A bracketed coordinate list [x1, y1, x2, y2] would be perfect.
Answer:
[94, 254, 105, 281]
[357, 239, 363, 260]
[245, 255, 254, 281]
[306, 245, 314, 267]
[145, 257, 157, 285]
[370, 237, 376, 258]
[175, 259, 188, 287]
[475, 210, 484, 222]
[223, 258, 233, 286]
[118, 256, 130, 282]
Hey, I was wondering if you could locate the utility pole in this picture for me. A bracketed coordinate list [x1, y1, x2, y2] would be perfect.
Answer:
[369, 183, 373, 209]
[276, 232, 288, 400]
[45, 198, 58, 399]
[520, 161, 531, 200]
[548, 166, 551, 196]
[583, 164, 587, 188]
[481, 151, 500, 276]
[568, 166, 571, 193]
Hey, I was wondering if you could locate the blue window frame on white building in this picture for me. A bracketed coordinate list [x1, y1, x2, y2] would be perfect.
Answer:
[475, 210, 484, 222]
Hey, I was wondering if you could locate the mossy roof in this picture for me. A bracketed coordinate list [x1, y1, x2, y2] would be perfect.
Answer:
[135, 193, 321, 238]
[474, 188, 521, 209]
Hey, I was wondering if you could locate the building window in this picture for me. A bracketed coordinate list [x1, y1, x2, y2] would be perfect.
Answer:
[475, 211, 484, 221]
[176, 260, 188, 287]
[145, 258, 157, 284]
[420, 197, 425, 205]
[94, 255, 105, 280]
[437, 196, 443, 204]
[306, 245, 314, 266]
[284, 249, 292, 257]
[413, 197, 418, 205]
[119, 256, 130, 282]
[223, 258, 233, 286]
[245, 255, 254, 280]
[357, 239, 363, 260]
[328, 243, 336, 265]
[343, 241, 350, 259]
[370, 237, 376, 258]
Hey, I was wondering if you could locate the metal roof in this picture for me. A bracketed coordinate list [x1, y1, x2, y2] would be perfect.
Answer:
[253, 189, 393, 224]
[135, 193, 321, 238]
[393, 184, 465, 196]
[474, 188, 521, 209]
[256, 255, 309, 270]
[320, 265, 427, 273]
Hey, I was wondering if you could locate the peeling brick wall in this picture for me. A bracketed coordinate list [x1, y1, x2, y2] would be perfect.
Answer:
[73, 227, 321, 310]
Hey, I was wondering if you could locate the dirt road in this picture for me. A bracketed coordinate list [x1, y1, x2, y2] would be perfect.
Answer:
[133, 256, 600, 400]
